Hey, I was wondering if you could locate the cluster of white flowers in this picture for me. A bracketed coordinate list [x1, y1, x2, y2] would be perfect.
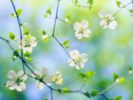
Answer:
[6, 70, 27, 92]
[68, 49, 88, 70]
[19, 34, 37, 53]
[51, 71, 63, 84]
[74, 20, 91, 39]
[6, 69, 64, 91]
[99, 11, 117, 30]
[33, 69, 63, 89]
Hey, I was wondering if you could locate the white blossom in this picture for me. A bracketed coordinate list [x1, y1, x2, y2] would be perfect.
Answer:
[34, 68, 51, 89]
[68, 50, 88, 70]
[99, 11, 117, 30]
[6, 70, 27, 92]
[19, 35, 37, 53]
[51, 71, 63, 85]
[74, 20, 91, 39]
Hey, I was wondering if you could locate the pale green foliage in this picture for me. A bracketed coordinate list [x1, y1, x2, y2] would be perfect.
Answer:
[116, 1, 122, 7]
[8, 32, 16, 40]
[44, 8, 52, 18]
[115, 96, 122, 100]
[11, 9, 23, 17]
[62, 40, 71, 49]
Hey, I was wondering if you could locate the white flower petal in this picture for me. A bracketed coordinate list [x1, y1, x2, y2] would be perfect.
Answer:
[75, 32, 83, 39]
[7, 70, 16, 79]
[109, 20, 117, 29]
[81, 53, 88, 63]
[9, 84, 17, 90]
[36, 81, 44, 90]
[100, 20, 108, 28]
[81, 20, 89, 28]
[69, 50, 80, 59]
[68, 60, 75, 67]
[83, 29, 91, 38]
[16, 82, 26, 92]
[17, 71, 24, 77]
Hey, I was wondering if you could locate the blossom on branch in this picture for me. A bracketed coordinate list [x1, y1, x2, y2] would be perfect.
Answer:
[74, 20, 91, 39]
[34, 68, 51, 90]
[68, 50, 88, 70]
[19, 34, 37, 53]
[99, 11, 118, 29]
[51, 71, 63, 85]
[6, 70, 27, 92]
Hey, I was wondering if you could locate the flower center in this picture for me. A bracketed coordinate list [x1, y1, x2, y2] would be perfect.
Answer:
[15, 77, 23, 85]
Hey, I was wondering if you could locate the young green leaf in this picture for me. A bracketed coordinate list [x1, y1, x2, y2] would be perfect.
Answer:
[43, 97, 47, 100]
[115, 96, 122, 100]
[62, 87, 70, 93]
[85, 71, 94, 79]
[79, 71, 94, 80]
[42, 30, 47, 35]
[87, 0, 93, 5]
[116, 77, 126, 84]
[129, 67, 133, 74]
[65, 15, 71, 23]
[24, 51, 31, 57]
[129, 9, 133, 13]
[23, 26, 29, 35]
[113, 73, 119, 81]
[91, 90, 99, 97]
[84, 91, 91, 98]
[9, 32, 16, 40]
[62, 40, 70, 49]
[12, 50, 18, 61]
[44, 8, 52, 18]
[116, 1, 122, 7]
[16, 9, 23, 16]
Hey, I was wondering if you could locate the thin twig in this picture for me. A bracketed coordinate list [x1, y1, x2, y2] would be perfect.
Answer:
[10, 0, 25, 73]
[52, 0, 61, 36]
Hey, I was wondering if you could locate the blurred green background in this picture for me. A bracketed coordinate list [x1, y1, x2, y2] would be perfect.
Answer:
[0, 0, 133, 100]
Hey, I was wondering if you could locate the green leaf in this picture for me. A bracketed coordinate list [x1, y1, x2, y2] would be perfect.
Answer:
[129, 9, 133, 13]
[11, 0, 14, 2]
[44, 8, 52, 18]
[26, 57, 32, 62]
[117, 77, 126, 84]
[113, 73, 119, 81]
[42, 30, 47, 35]
[12, 50, 18, 61]
[85, 71, 94, 79]
[10, 13, 16, 17]
[115, 96, 122, 100]
[16, 9, 23, 16]
[65, 15, 71, 23]
[84, 91, 91, 98]
[43, 97, 47, 100]
[62, 40, 70, 49]
[79, 71, 94, 80]
[24, 51, 31, 57]
[73, 0, 78, 4]
[116, 1, 122, 7]
[109, 97, 114, 100]
[63, 40, 69, 46]
[11, 9, 23, 17]
[87, 0, 93, 5]
[9, 32, 16, 40]
[23, 26, 29, 35]
[129, 67, 133, 74]
[62, 87, 70, 93]
[91, 90, 99, 97]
